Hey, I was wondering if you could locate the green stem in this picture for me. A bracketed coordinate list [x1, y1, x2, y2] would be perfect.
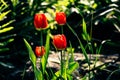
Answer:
[65, 51, 69, 80]
[90, 10, 93, 39]
[63, 50, 67, 80]
[60, 50, 63, 77]
[61, 25, 63, 34]
[40, 31, 43, 46]
[93, 44, 102, 68]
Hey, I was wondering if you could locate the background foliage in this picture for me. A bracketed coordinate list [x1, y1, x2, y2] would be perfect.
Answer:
[0, 0, 120, 80]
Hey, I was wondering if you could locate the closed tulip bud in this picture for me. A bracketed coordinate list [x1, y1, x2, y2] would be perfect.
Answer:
[35, 46, 45, 57]
[55, 12, 66, 25]
[34, 13, 48, 30]
[53, 34, 67, 50]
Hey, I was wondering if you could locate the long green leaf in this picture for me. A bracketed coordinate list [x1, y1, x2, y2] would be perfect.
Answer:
[24, 39, 44, 80]
[1, 20, 15, 28]
[0, 27, 14, 34]
[82, 19, 87, 35]
[24, 39, 36, 67]
[82, 19, 91, 41]
[41, 30, 50, 73]
[34, 68, 43, 80]
[67, 23, 90, 65]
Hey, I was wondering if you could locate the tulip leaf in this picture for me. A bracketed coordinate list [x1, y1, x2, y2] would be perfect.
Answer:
[52, 70, 61, 80]
[67, 42, 75, 62]
[67, 74, 73, 80]
[34, 67, 43, 80]
[67, 62, 79, 74]
[41, 30, 50, 73]
[52, 62, 79, 80]
[24, 39, 36, 67]
[24, 39, 44, 80]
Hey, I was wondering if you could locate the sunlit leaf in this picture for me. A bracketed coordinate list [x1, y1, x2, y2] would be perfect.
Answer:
[24, 39, 36, 67]
[1, 0, 8, 7]
[52, 70, 60, 80]
[82, 19, 91, 41]
[67, 74, 73, 80]
[0, 3, 8, 12]
[82, 19, 87, 34]
[1, 20, 15, 28]
[34, 68, 43, 80]
[67, 62, 79, 74]
[0, 10, 11, 21]
[0, 27, 14, 34]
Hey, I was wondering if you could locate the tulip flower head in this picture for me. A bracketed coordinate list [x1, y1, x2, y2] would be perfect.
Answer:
[55, 12, 66, 25]
[53, 34, 67, 50]
[34, 13, 48, 30]
[35, 46, 45, 57]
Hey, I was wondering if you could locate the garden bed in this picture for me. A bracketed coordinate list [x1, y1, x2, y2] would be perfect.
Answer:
[25, 52, 120, 80]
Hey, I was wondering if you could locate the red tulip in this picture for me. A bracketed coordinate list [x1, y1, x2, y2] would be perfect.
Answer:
[55, 12, 66, 25]
[35, 46, 45, 57]
[34, 13, 48, 30]
[53, 34, 67, 50]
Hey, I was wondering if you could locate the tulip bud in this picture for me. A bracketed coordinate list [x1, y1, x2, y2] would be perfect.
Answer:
[34, 13, 48, 30]
[55, 12, 66, 25]
[35, 46, 45, 57]
[53, 34, 67, 50]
